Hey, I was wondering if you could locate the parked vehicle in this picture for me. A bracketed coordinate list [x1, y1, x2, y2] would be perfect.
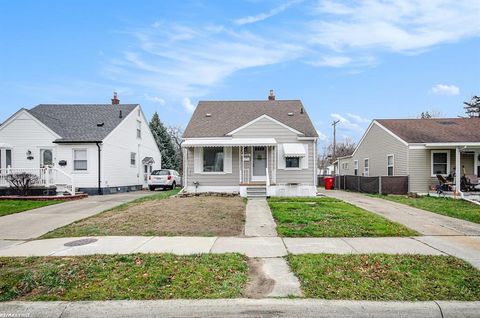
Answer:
[148, 169, 181, 191]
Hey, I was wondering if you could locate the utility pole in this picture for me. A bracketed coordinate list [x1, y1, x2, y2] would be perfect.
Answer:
[332, 120, 340, 161]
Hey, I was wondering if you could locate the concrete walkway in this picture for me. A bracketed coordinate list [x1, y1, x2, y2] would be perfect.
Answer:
[1, 299, 479, 318]
[244, 198, 277, 237]
[0, 192, 155, 240]
[320, 189, 480, 236]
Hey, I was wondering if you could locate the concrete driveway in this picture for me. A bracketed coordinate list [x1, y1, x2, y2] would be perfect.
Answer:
[0, 192, 155, 240]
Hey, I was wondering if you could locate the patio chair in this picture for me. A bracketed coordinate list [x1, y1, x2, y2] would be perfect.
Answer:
[461, 176, 477, 192]
[466, 175, 480, 191]
[436, 174, 452, 194]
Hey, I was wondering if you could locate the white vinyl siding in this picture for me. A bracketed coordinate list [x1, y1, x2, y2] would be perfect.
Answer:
[349, 123, 408, 177]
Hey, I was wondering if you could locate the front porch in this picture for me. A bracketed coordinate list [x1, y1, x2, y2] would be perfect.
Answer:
[427, 145, 480, 197]
[182, 138, 315, 197]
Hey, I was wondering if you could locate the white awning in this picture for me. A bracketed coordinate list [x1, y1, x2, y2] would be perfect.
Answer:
[283, 143, 306, 157]
[0, 143, 12, 148]
[182, 138, 277, 147]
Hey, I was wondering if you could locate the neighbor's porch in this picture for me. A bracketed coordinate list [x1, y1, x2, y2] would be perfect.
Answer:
[427, 145, 480, 197]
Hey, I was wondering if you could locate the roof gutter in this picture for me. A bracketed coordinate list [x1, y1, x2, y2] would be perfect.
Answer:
[53, 140, 103, 144]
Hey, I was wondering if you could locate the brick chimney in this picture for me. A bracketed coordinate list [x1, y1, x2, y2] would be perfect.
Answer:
[268, 89, 275, 101]
[111, 92, 120, 105]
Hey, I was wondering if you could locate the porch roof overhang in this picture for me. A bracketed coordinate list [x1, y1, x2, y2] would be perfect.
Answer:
[423, 142, 480, 148]
[182, 138, 277, 147]
[0, 143, 12, 148]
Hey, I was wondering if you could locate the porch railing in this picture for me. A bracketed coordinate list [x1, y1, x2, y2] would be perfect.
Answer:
[0, 167, 75, 195]
[266, 168, 270, 187]
[242, 168, 250, 184]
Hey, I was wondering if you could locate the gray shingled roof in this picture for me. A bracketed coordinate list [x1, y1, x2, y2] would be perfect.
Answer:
[376, 118, 480, 143]
[183, 100, 318, 138]
[28, 104, 138, 142]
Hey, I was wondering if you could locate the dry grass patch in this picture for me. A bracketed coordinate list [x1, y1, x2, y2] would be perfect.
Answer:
[42, 196, 246, 238]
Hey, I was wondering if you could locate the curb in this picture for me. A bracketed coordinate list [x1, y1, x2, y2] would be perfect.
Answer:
[1, 299, 479, 318]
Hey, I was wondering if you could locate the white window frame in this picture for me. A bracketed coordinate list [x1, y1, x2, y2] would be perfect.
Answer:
[73, 148, 88, 172]
[431, 150, 450, 177]
[131, 152, 137, 167]
[364, 158, 369, 176]
[387, 154, 394, 176]
[285, 156, 301, 169]
[354, 160, 358, 176]
[136, 120, 142, 139]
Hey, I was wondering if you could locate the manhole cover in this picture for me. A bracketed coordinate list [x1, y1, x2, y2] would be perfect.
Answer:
[64, 238, 98, 247]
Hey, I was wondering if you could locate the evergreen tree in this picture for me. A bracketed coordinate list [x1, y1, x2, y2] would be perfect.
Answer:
[149, 112, 178, 170]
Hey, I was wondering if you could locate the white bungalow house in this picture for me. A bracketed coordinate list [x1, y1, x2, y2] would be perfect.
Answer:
[181, 91, 319, 197]
[336, 118, 480, 195]
[0, 94, 161, 195]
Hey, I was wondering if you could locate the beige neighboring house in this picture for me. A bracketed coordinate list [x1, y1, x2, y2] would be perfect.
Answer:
[181, 91, 319, 197]
[336, 118, 480, 194]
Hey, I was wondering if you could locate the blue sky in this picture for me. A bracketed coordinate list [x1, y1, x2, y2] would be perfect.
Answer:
[1, 0, 479, 149]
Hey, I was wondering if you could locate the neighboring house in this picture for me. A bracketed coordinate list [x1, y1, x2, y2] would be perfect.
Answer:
[0, 94, 161, 195]
[336, 118, 480, 194]
[318, 164, 335, 176]
[181, 91, 319, 197]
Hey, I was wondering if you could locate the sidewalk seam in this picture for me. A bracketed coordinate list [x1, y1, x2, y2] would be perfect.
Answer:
[131, 237, 156, 253]
[340, 238, 358, 253]
[209, 237, 219, 253]
[410, 237, 449, 256]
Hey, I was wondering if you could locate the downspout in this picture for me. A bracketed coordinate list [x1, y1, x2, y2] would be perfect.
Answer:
[96, 142, 103, 195]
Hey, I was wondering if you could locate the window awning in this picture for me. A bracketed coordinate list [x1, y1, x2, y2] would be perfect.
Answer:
[283, 143, 306, 157]
[0, 143, 12, 148]
[142, 157, 155, 165]
[182, 138, 277, 147]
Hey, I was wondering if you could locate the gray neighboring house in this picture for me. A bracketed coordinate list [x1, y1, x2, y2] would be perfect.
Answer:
[181, 91, 319, 197]
[336, 118, 480, 194]
[0, 97, 161, 195]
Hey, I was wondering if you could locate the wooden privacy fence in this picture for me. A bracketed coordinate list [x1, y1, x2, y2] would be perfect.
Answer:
[334, 175, 408, 195]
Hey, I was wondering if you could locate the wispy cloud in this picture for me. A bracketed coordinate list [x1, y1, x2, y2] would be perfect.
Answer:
[331, 113, 370, 134]
[308, 56, 351, 67]
[182, 97, 196, 113]
[430, 84, 460, 96]
[234, 1, 302, 25]
[144, 94, 166, 105]
[310, 0, 480, 53]
[103, 23, 305, 111]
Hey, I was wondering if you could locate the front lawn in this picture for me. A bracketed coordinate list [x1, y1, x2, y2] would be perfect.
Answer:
[288, 254, 480, 300]
[0, 253, 248, 301]
[42, 191, 245, 238]
[268, 197, 417, 237]
[372, 195, 480, 224]
[0, 200, 63, 217]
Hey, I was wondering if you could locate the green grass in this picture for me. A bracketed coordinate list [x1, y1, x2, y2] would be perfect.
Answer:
[40, 189, 179, 239]
[268, 197, 417, 237]
[372, 195, 480, 224]
[0, 200, 63, 217]
[0, 253, 247, 301]
[288, 254, 480, 300]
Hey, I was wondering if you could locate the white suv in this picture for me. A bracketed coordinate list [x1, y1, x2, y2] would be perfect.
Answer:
[148, 169, 181, 191]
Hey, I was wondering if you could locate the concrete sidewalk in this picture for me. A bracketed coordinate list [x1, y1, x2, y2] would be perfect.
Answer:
[0, 236, 452, 257]
[1, 299, 479, 318]
[320, 189, 480, 236]
[0, 191, 155, 240]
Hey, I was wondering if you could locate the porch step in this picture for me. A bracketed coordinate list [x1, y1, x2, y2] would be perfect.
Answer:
[246, 186, 267, 198]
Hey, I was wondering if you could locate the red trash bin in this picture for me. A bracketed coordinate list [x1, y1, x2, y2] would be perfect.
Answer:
[324, 176, 334, 190]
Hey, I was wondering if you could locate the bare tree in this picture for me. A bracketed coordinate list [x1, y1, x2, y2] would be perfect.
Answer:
[167, 125, 184, 174]
[328, 138, 356, 158]
[6, 173, 40, 196]
[417, 110, 444, 119]
[464, 95, 480, 118]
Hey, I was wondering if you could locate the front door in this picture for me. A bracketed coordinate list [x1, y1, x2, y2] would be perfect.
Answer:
[40, 149, 54, 168]
[252, 146, 267, 181]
